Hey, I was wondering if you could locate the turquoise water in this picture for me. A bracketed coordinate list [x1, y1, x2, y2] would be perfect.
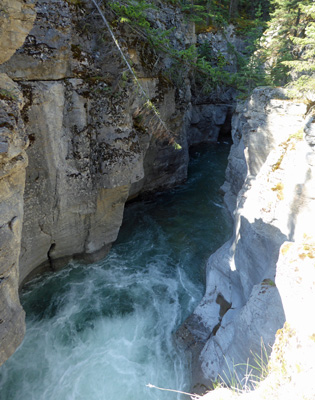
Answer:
[0, 143, 232, 400]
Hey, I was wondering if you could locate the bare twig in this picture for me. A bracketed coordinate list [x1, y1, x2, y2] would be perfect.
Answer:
[146, 383, 199, 398]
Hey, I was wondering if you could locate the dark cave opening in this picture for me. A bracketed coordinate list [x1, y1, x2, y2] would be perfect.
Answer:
[218, 108, 233, 141]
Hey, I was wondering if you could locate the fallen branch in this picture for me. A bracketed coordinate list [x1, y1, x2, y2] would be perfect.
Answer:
[146, 383, 200, 399]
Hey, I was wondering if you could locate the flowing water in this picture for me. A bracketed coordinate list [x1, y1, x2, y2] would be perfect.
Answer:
[0, 143, 232, 400]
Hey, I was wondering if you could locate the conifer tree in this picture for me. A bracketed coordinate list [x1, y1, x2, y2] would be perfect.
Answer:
[229, 0, 239, 18]
[281, 2, 315, 94]
[261, 0, 315, 94]
[262, 0, 305, 85]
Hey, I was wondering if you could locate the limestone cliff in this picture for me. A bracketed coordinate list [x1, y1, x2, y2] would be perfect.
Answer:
[177, 87, 315, 397]
[0, 74, 28, 365]
[0, 0, 196, 364]
[0, 0, 36, 367]
[0, 0, 235, 366]
[0, 0, 197, 285]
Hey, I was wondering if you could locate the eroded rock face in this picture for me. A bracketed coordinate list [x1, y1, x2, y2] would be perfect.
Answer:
[225, 87, 307, 212]
[18, 78, 141, 283]
[200, 239, 315, 400]
[177, 87, 314, 392]
[0, 74, 28, 365]
[0, 0, 196, 364]
[186, 25, 244, 145]
[0, 0, 36, 65]
[0, 0, 36, 367]
[0, 0, 195, 284]
[197, 25, 244, 76]
[187, 104, 231, 145]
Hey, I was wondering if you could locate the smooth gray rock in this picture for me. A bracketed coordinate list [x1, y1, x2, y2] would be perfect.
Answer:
[177, 87, 311, 392]
[0, 74, 28, 366]
[200, 283, 285, 382]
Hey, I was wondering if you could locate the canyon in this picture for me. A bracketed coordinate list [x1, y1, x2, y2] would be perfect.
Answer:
[0, 1, 315, 399]
[0, 0, 233, 366]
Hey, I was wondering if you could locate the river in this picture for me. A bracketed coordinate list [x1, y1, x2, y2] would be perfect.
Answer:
[0, 142, 232, 400]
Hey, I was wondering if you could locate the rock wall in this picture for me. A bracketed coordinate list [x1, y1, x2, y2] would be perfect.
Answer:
[0, 0, 36, 367]
[187, 104, 232, 146]
[0, 0, 36, 65]
[177, 87, 315, 393]
[0, 74, 28, 365]
[186, 24, 244, 146]
[0, 0, 197, 285]
[0, 0, 243, 369]
[0, 0, 199, 365]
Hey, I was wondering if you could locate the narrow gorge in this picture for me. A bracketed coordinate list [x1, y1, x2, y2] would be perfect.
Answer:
[0, 143, 232, 399]
[0, 1, 315, 399]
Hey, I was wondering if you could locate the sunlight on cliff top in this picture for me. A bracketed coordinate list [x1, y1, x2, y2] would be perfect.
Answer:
[199, 236, 315, 400]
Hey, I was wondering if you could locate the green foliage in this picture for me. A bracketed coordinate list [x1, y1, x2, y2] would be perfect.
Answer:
[109, 0, 226, 92]
[239, 0, 271, 20]
[215, 340, 270, 393]
[109, 0, 154, 29]
[184, 0, 272, 34]
[181, 3, 211, 25]
[262, 278, 276, 287]
[106, 0, 274, 96]
[173, 142, 182, 150]
[261, 0, 315, 94]
[289, 128, 304, 141]
[283, 3, 315, 94]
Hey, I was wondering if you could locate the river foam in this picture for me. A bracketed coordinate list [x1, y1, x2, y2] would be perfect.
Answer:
[0, 143, 232, 400]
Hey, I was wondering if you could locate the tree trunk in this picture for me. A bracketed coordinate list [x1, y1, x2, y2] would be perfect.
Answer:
[293, 7, 301, 37]
[229, 0, 239, 19]
[206, 0, 211, 27]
